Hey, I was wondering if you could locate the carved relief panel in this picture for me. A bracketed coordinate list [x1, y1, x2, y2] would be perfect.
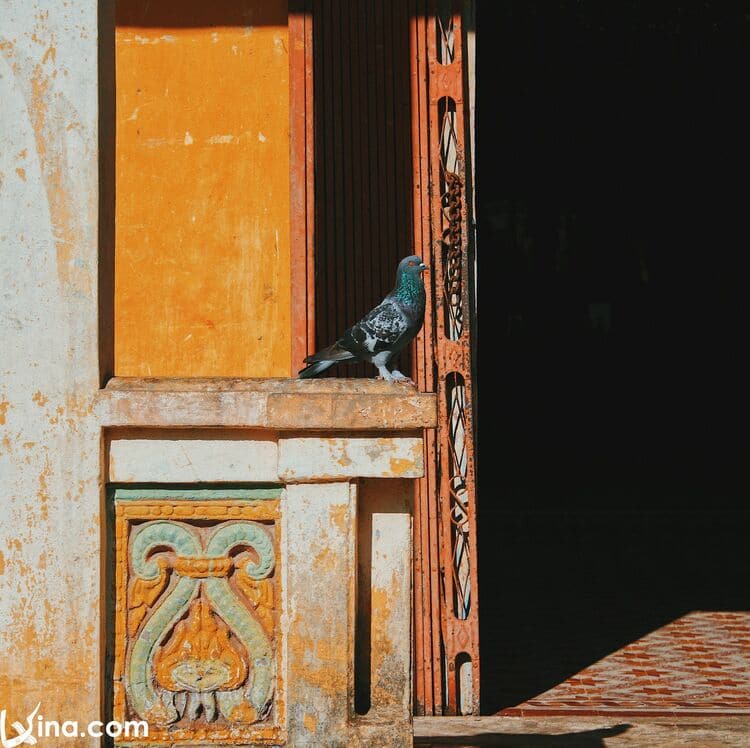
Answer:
[113, 492, 284, 745]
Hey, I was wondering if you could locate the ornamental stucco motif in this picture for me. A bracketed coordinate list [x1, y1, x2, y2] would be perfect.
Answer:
[114, 501, 282, 745]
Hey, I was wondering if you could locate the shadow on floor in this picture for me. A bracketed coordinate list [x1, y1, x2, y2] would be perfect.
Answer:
[476, 336, 749, 715]
[415, 723, 631, 747]
[478, 508, 750, 713]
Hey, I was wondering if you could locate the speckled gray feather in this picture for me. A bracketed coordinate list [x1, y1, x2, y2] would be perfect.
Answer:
[298, 255, 427, 381]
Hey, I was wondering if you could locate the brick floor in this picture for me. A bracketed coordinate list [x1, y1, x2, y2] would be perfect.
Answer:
[499, 611, 750, 716]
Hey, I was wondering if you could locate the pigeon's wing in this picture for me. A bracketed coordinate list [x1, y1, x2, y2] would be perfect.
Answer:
[340, 299, 409, 355]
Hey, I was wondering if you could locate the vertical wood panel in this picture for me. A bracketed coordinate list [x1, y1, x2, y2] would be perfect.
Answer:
[411, 4, 444, 716]
[312, 0, 413, 377]
[290, 0, 315, 372]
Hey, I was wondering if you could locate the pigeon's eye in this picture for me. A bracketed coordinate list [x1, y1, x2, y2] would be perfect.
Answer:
[408, 260, 416, 267]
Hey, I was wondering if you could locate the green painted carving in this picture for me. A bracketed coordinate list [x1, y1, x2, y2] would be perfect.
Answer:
[205, 522, 276, 721]
[205, 578, 275, 721]
[131, 521, 202, 578]
[113, 486, 282, 502]
[125, 520, 277, 727]
[205, 522, 275, 580]
[128, 522, 201, 723]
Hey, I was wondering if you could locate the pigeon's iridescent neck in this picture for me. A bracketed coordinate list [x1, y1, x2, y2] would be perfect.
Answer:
[395, 270, 425, 305]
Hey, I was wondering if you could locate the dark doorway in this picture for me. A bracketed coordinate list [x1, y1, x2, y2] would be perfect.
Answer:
[476, 2, 749, 713]
[311, 0, 414, 378]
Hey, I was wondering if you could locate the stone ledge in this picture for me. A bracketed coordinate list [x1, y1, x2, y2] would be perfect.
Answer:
[105, 377, 424, 393]
[99, 378, 437, 430]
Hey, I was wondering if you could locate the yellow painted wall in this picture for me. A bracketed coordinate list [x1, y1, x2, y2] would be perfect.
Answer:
[114, 0, 290, 377]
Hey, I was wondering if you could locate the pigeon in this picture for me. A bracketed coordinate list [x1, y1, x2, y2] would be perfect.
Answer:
[298, 255, 428, 381]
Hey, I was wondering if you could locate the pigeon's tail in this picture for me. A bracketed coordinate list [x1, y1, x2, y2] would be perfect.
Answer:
[298, 359, 337, 379]
[299, 342, 357, 378]
[304, 343, 355, 363]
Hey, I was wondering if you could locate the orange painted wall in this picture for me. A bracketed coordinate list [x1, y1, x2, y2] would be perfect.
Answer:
[114, 0, 291, 377]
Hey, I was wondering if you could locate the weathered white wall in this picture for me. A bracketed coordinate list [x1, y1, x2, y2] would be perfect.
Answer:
[0, 0, 101, 737]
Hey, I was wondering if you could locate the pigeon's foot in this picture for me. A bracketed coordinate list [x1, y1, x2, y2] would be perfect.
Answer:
[376, 365, 395, 383]
[390, 370, 413, 384]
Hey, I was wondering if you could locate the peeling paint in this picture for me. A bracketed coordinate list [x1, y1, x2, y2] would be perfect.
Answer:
[329, 503, 348, 534]
[36, 455, 51, 522]
[31, 390, 48, 407]
[125, 33, 177, 45]
[206, 133, 237, 144]
[389, 457, 416, 476]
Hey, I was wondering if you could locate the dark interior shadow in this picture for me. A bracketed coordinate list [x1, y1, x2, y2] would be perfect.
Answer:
[475, 1, 749, 714]
[98, 0, 115, 386]
[478, 509, 750, 712]
[415, 723, 631, 747]
[312, 0, 414, 378]
[115, 0, 288, 27]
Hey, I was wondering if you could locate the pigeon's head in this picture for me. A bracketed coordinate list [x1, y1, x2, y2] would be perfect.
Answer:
[398, 255, 429, 278]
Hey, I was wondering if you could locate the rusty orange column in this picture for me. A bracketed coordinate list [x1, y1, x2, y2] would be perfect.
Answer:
[412, 0, 481, 716]
[289, 0, 315, 371]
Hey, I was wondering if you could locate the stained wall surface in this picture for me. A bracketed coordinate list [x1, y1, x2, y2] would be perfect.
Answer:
[114, 0, 291, 377]
[0, 0, 102, 732]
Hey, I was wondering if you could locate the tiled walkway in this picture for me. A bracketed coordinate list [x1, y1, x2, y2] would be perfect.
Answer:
[500, 612, 750, 716]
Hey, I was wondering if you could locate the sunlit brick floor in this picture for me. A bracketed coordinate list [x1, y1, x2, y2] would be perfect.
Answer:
[499, 611, 750, 716]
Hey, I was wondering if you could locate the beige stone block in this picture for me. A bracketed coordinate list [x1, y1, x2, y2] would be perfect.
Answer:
[283, 482, 356, 745]
[369, 510, 412, 713]
[108, 437, 278, 482]
[99, 389, 268, 428]
[278, 437, 423, 482]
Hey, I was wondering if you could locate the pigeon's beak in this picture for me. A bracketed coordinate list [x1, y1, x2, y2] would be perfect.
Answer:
[419, 263, 429, 272]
